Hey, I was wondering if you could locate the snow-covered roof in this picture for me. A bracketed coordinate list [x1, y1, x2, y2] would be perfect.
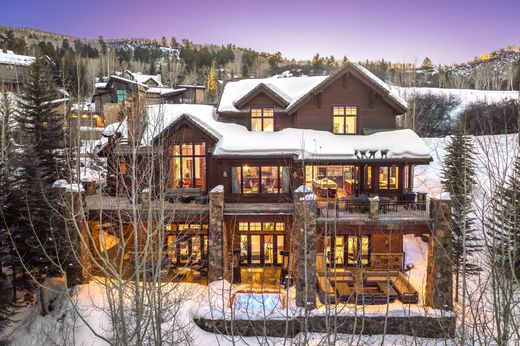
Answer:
[218, 63, 408, 113]
[125, 70, 163, 87]
[118, 104, 431, 161]
[146, 87, 186, 96]
[352, 64, 407, 110]
[109, 75, 148, 88]
[218, 75, 327, 113]
[0, 50, 36, 66]
[94, 82, 107, 89]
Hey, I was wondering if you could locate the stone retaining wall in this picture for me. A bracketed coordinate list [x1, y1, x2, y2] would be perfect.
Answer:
[195, 315, 456, 339]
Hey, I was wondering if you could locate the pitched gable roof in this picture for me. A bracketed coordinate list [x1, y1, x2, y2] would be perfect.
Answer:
[218, 63, 408, 115]
[285, 63, 408, 114]
[218, 75, 327, 113]
[125, 70, 163, 87]
[234, 83, 290, 109]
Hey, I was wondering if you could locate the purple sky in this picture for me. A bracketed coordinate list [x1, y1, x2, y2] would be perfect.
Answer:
[1, 0, 519, 64]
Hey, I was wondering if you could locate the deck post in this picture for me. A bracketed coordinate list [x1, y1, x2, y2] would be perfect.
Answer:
[369, 197, 379, 219]
[293, 191, 317, 310]
[208, 185, 226, 282]
[425, 197, 453, 310]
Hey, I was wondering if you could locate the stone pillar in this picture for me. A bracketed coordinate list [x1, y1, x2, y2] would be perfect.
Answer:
[59, 187, 90, 287]
[208, 185, 226, 282]
[369, 197, 379, 220]
[425, 198, 453, 310]
[293, 192, 317, 310]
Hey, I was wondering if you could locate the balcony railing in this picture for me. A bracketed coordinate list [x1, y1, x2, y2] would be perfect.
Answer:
[317, 198, 431, 220]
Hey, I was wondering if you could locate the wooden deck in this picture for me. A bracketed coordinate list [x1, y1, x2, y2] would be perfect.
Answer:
[85, 193, 209, 214]
[224, 203, 294, 215]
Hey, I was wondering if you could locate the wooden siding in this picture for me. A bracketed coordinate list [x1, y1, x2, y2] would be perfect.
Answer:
[294, 75, 397, 132]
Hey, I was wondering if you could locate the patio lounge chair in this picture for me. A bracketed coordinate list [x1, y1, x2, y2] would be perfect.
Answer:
[391, 272, 419, 304]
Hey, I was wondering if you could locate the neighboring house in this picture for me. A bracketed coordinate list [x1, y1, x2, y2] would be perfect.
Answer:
[92, 75, 189, 126]
[86, 63, 453, 331]
[0, 50, 36, 90]
[177, 84, 207, 104]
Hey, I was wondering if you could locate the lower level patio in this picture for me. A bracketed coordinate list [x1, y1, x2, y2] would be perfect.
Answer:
[317, 269, 418, 305]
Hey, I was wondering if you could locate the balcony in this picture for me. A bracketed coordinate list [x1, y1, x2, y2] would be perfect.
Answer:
[85, 193, 209, 215]
[316, 197, 431, 222]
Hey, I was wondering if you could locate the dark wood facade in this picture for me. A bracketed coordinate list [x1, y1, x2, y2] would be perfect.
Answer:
[97, 64, 433, 276]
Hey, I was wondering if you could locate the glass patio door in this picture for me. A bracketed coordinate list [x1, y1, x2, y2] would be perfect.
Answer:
[240, 234, 285, 267]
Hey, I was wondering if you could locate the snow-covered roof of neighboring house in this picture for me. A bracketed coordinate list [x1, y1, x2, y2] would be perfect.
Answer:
[109, 75, 149, 89]
[0, 50, 36, 66]
[111, 104, 431, 161]
[177, 84, 206, 89]
[218, 63, 408, 114]
[146, 87, 187, 96]
[125, 70, 163, 87]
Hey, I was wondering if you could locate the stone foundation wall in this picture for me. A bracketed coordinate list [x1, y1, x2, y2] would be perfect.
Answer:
[195, 315, 456, 339]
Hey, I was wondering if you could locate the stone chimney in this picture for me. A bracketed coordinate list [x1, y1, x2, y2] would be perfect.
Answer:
[126, 90, 147, 145]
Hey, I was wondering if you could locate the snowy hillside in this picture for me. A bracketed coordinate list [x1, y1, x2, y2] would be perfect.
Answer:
[392, 86, 519, 119]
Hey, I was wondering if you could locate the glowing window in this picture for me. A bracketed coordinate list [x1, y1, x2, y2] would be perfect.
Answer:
[332, 105, 357, 134]
[250, 107, 274, 132]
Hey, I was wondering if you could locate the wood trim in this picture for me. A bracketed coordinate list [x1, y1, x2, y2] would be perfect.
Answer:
[234, 83, 289, 109]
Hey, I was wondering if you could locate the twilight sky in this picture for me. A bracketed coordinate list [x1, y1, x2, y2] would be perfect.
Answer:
[1, 0, 519, 64]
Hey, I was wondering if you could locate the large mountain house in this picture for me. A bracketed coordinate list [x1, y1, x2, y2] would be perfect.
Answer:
[85, 63, 453, 317]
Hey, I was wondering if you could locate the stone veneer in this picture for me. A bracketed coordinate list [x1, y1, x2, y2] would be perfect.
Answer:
[208, 185, 226, 282]
[195, 315, 456, 338]
[292, 192, 317, 310]
[425, 198, 453, 310]
[61, 189, 90, 287]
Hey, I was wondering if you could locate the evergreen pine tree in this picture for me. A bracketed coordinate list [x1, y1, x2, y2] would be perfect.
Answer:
[486, 156, 520, 279]
[421, 57, 434, 70]
[207, 62, 218, 103]
[441, 121, 481, 301]
[170, 36, 177, 48]
[12, 58, 69, 312]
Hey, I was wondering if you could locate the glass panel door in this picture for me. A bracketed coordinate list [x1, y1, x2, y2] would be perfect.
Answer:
[324, 236, 332, 264]
[251, 235, 261, 265]
[240, 235, 248, 265]
[192, 236, 201, 262]
[335, 236, 345, 265]
[276, 235, 285, 265]
[167, 236, 177, 263]
[264, 235, 274, 265]
[178, 238, 189, 265]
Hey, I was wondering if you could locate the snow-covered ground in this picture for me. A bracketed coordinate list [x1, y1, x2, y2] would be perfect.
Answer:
[392, 86, 519, 119]
[3, 133, 519, 345]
